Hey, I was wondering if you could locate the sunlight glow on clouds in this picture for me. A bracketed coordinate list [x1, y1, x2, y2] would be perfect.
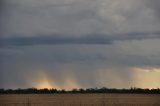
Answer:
[132, 67, 160, 88]
[29, 70, 59, 89]
[29, 69, 81, 90]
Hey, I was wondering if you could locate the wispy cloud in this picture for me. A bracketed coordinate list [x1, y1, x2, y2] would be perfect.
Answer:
[134, 67, 160, 73]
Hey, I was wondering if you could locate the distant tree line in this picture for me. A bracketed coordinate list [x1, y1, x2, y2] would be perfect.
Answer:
[0, 87, 160, 94]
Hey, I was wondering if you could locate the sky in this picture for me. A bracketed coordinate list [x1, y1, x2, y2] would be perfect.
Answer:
[0, 0, 160, 89]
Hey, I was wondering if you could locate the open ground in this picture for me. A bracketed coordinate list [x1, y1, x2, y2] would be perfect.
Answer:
[0, 94, 160, 106]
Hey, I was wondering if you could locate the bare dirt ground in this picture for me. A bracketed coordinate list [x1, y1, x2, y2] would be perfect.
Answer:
[0, 94, 160, 106]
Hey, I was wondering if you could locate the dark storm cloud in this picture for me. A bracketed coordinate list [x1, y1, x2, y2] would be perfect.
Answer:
[1, 38, 160, 89]
[1, 31, 160, 47]
[0, 35, 112, 47]
[0, 0, 5, 8]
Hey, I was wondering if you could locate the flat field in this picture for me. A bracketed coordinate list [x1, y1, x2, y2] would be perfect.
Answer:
[0, 94, 160, 106]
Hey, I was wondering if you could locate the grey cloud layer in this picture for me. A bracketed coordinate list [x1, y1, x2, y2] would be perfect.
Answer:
[1, 0, 160, 37]
[146, 0, 160, 17]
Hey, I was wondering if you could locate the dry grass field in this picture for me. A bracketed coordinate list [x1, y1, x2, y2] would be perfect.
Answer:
[0, 94, 160, 106]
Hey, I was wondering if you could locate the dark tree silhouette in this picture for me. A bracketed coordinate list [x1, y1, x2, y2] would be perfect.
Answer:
[0, 87, 160, 94]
